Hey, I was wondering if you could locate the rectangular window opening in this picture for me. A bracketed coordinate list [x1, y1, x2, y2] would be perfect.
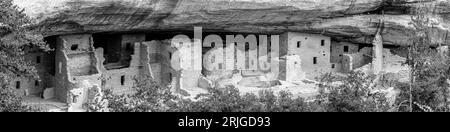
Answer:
[36, 56, 41, 64]
[218, 63, 223, 70]
[313, 57, 318, 64]
[71, 44, 79, 51]
[16, 81, 21, 89]
[344, 46, 349, 53]
[121, 75, 125, 86]
[126, 42, 134, 54]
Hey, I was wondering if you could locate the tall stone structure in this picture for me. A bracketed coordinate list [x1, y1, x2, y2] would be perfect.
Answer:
[372, 23, 384, 75]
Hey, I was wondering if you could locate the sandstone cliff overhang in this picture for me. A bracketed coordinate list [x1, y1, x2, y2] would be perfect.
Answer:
[13, 0, 450, 46]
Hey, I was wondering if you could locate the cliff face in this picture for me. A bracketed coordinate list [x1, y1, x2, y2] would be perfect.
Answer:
[13, 0, 450, 46]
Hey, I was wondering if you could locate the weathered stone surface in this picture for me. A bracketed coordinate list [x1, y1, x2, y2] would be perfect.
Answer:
[43, 87, 55, 99]
[13, 0, 450, 46]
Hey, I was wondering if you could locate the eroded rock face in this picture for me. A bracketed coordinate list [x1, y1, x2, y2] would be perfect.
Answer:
[13, 0, 450, 46]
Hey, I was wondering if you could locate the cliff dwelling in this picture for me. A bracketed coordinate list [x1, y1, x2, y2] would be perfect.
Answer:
[9, 0, 443, 112]
[10, 30, 408, 111]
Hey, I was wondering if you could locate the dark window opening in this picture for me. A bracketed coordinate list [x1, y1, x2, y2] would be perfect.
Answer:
[313, 57, 318, 64]
[218, 63, 223, 70]
[297, 41, 301, 48]
[70, 44, 79, 51]
[344, 46, 349, 53]
[268, 38, 272, 52]
[120, 75, 125, 86]
[35, 80, 39, 86]
[321, 40, 325, 46]
[126, 42, 134, 54]
[332, 64, 335, 69]
[169, 52, 172, 60]
[169, 73, 173, 82]
[16, 81, 21, 89]
[36, 56, 41, 64]
[73, 96, 77, 103]
[245, 42, 250, 51]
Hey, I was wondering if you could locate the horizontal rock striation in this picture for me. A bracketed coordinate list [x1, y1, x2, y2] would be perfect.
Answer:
[12, 0, 450, 46]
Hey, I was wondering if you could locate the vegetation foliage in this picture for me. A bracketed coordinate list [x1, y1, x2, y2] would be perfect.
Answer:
[0, 0, 46, 112]
[88, 72, 393, 112]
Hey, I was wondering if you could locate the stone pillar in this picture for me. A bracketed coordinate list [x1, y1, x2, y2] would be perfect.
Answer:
[372, 29, 384, 74]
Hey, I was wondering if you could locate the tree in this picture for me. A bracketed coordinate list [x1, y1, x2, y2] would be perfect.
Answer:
[404, 0, 450, 112]
[0, 0, 46, 112]
[88, 75, 177, 112]
[317, 72, 392, 112]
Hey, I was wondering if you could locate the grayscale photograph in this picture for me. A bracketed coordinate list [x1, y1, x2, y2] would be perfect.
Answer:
[1, 0, 449, 114]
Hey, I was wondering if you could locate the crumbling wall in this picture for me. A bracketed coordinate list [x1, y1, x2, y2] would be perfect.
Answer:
[61, 35, 98, 76]
[120, 34, 146, 67]
[341, 48, 372, 73]
[330, 41, 359, 73]
[139, 42, 153, 77]
[54, 36, 71, 102]
[160, 40, 179, 86]
[101, 68, 138, 95]
[330, 41, 359, 63]
[145, 40, 177, 87]
[97, 45, 141, 95]
[54, 34, 103, 104]
[145, 40, 162, 85]
[95, 35, 145, 95]
[67, 53, 98, 76]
